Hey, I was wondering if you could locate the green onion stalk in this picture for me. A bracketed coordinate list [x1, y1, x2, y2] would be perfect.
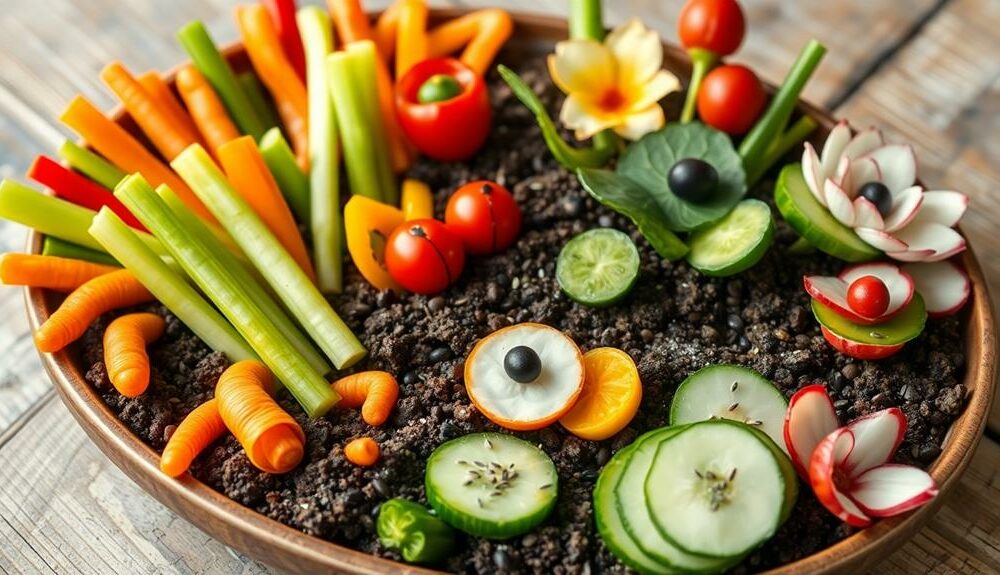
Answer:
[259, 128, 311, 224]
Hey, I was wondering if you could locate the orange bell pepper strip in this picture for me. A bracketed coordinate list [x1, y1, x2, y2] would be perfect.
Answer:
[395, 0, 429, 79]
[136, 70, 202, 146]
[427, 9, 514, 76]
[344, 195, 403, 291]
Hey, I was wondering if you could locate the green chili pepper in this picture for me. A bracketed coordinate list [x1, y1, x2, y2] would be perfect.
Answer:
[377, 498, 455, 564]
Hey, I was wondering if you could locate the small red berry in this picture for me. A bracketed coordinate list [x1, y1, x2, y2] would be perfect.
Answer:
[847, 275, 890, 319]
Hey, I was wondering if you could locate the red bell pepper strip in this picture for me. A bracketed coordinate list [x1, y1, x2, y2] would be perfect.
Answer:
[27, 156, 147, 232]
[262, 0, 307, 83]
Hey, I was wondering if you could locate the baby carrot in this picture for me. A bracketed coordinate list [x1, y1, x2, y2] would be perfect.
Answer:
[176, 66, 241, 156]
[217, 136, 316, 282]
[344, 437, 380, 466]
[27, 155, 146, 231]
[262, 0, 307, 82]
[215, 360, 306, 474]
[100, 62, 202, 161]
[160, 399, 227, 477]
[395, 0, 429, 79]
[428, 9, 513, 75]
[331, 371, 399, 426]
[0, 253, 118, 292]
[59, 96, 214, 223]
[35, 269, 155, 353]
[237, 5, 309, 171]
[103, 312, 166, 397]
[137, 71, 202, 144]
[373, 2, 400, 61]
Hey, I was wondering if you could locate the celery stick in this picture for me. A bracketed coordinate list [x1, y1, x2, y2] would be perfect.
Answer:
[238, 71, 280, 131]
[57, 140, 126, 190]
[298, 7, 343, 294]
[157, 185, 330, 375]
[171, 145, 366, 370]
[259, 128, 311, 224]
[117, 175, 338, 417]
[177, 21, 266, 141]
[42, 237, 120, 266]
[327, 50, 384, 203]
[89, 207, 255, 361]
[345, 41, 397, 205]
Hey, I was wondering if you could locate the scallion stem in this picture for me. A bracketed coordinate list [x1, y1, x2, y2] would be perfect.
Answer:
[42, 237, 120, 266]
[259, 128, 311, 224]
[57, 140, 126, 190]
[748, 115, 818, 186]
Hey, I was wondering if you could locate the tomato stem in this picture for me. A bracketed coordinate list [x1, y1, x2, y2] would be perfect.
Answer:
[569, 0, 605, 41]
[680, 48, 719, 124]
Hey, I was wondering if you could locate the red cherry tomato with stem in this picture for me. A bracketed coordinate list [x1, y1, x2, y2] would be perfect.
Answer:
[696, 64, 767, 135]
[385, 219, 465, 295]
[847, 275, 891, 319]
[677, 0, 747, 123]
[445, 181, 522, 255]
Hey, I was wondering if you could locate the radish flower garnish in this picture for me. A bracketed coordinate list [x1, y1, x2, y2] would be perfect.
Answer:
[802, 122, 968, 262]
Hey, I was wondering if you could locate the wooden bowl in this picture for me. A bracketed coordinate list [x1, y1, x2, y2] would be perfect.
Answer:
[24, 9, 997, 574]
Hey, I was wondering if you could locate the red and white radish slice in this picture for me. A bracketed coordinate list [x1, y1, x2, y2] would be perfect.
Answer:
[809, 428, 872, 527]
[784, 384, 840, 479]
[902, 260, 970, 318]
[820, 326, 905, 360]
[849, 464, 938, 517]
[803, 262, 914, 325]
[842, 408, 907, 476]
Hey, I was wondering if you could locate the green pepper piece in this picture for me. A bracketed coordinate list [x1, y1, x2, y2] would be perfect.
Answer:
[377, 498, 455, 564]
[417, 74, 463, 104]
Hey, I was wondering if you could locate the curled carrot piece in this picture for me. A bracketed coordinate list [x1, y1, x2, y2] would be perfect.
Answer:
[160, 399, 227, 477]
[344, 437, 380, 466]
[215, 360, 305, 474]
[427, 9, 513, 76]
[35, 269, 154, 353]
[0, 253, 118, 292]
[332, 371, 400, 426]
[137, 70, 202, 146]
[103, 312, 166, 397]
[176, 66, 241, 156]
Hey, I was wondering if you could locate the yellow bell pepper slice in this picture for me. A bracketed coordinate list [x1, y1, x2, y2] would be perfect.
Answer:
[345, 195, 404, 291]
[401, 179, 434, 221]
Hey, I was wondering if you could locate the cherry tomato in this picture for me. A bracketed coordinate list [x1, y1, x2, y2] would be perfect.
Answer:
[396, 58, 492, 162]
[445, 180, 522, 255]
[696, 64, 767, 135]
[678, 0, 746, 56]
[847, 275, 891, 319]
[385, 219, 466, 294]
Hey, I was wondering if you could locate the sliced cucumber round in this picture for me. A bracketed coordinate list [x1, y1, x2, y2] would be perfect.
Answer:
[670, 364, 788, 453]
[557, 228, 640, 307]
[812, 293, 926, 346]
[425, 433, 557, 539]
[646, 420, 786, 559]
[686, 199, 775, 277]
[745, 426, 798, 524]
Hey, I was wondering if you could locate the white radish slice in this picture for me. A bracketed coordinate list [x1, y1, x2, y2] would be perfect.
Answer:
[861, 145, 917, 195]
[802, 143, 827, 206]
[902, 260, 971, 318]
[891, 222, 967, 262]
[841, 128, 884, 162]
[853, 197, 885, 230]
[850, 464, 938, 517]
[883, 187, 923, 232]
[821, 122, 852, 177]
[784, 385, 840, 479]
[842, 408, 907, 476]
[825, 179, 856, 226]
[809, 428, 872, 527]
[820, 326, 905, 361]
[855, 227, 908, 253]
[908, 191, 968, 228]
[848, 157, 881, 194]
[838, 262, 915, 320]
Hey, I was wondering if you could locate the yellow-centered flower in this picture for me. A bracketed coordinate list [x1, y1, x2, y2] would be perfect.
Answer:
[547, 19, 680, 141]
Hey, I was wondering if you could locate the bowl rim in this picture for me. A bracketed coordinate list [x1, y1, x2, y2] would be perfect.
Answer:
[22, 8, 998, 575]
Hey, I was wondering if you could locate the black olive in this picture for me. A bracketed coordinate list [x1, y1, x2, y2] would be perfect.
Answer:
[667, 158, 719, 203]
[503, 346, 542, 383]
[858, 181, 892, 216]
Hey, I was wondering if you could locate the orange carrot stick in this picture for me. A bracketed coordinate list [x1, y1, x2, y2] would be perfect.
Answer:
[160, 399, 227, 477]
[0, 253, 118, 292]
[215, 360, 305, 474]
[395, 0, 429, 79]
[101, 62, 201, 161]
[35, 269, 155, 353]
[344, 437, 380, 466]
[331, 371, 399, 426]
[137, 71, 202, 145]
[374, 2, 401, 61]
[427, 9, 513, 76]
[59, 96, 215, 222]
[103, 312, 166, 397]
[236, 5, 309, 171]
[176, 66, 241, 156]
[217, 136, 316, 282]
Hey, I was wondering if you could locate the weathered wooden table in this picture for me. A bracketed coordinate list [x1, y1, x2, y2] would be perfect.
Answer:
[0, 0, 997, 572]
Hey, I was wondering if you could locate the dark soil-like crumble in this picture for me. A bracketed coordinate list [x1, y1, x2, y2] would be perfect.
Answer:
[78, 59, 967, 574]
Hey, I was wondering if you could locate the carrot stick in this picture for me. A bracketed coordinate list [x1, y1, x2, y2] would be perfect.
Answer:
[176, 66, 241, 156]
[217, 136, 316, 282]
[35, 269, 155, 353]
[427, 9, 513, 75]
[344, 437, 380, 466]
[262, 0, 307, 82]
[0, 253, 118, 292]
[215, 360, 305, 474]
[373, 1, 401, 61]
[236, 5, 309, 171]
[331, 370, 399, 426]
[103, 312, 166, 397]
[27, 155, 146, 231]
[137, 71, 202, 144]
[59, 96, 215, 222]
[395, 0, 429, 79]
[100, 62, 202, 161]
[160, 399, 227, 477]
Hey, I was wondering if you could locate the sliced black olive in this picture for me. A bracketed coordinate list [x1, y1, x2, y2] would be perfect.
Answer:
[668, 158, 719, 203]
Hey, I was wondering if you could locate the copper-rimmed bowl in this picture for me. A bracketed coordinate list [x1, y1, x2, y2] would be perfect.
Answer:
[24, 9, 997, 574]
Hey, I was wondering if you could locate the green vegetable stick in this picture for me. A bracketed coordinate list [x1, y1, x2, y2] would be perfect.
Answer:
[237, 71, 280, 131]
[299, 7, 343, 294]
[259, 128, 311, 224]
[569, 0, 605, 42]
[326, 49, 385, 203]
[748, 115, 818, 186]
[89, 207, 255, 361]
[377, 499, 456, 564]
[57, 140, 127, 190]
[42, 237, 120, 266]
[177, 21, 266, 141]
[171, 145, 366, 370]
[116, 175, 338, 417]
[346, 41, 397, 205]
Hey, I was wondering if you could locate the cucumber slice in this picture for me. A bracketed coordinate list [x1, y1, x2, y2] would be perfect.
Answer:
[775, 164, 881, 263]
[686, 199, 774, 277]
[557, 228, 640, 307]
[646, 420, 786, 558]
[745, 426, 798, 524]
[425, 433, 557, 539]
[812, 293, 926, 346]
[669, 364, 788, 453]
